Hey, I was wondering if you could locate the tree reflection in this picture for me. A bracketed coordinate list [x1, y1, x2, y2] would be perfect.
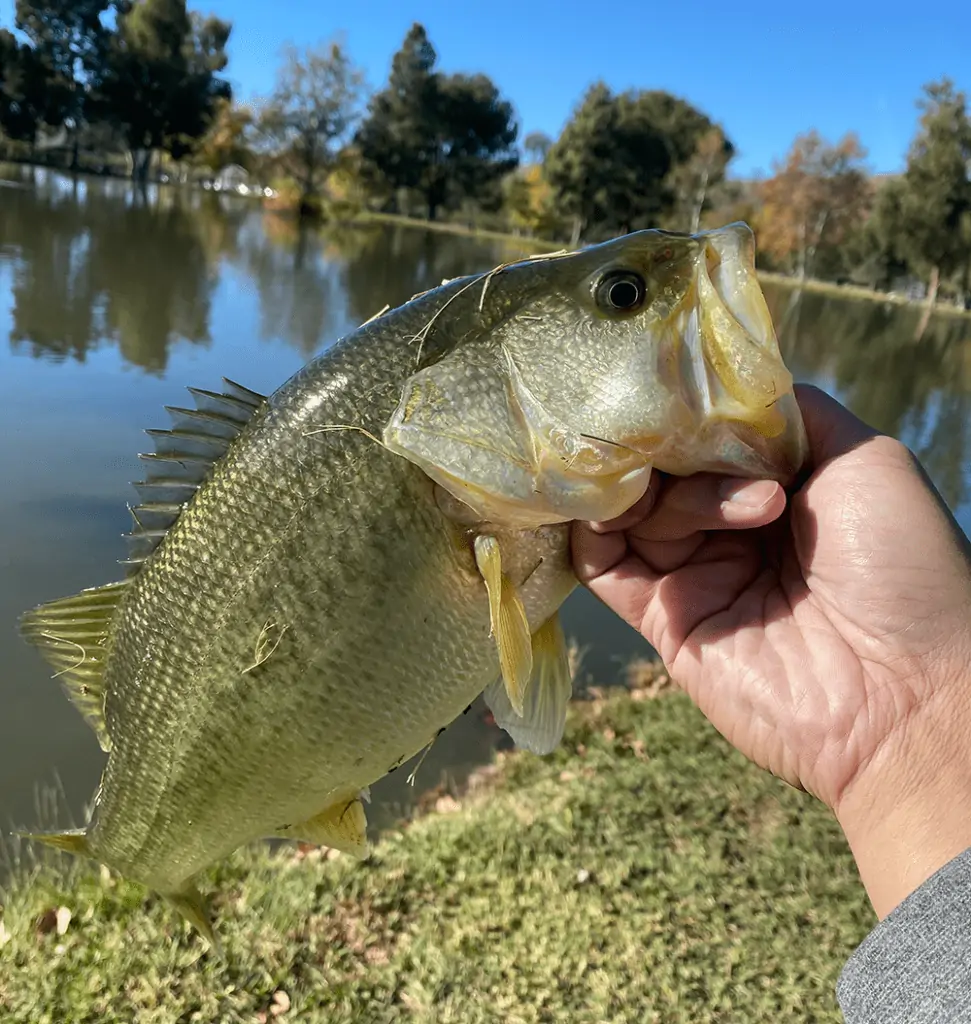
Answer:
[334, 223, 518, 329]
[765, 283, 971, 511]
[229, 214, 343, 356]
[4, 176, 240, 372]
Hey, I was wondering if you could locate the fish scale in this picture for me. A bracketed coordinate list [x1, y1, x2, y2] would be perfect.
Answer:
[18, 224, 808, 946]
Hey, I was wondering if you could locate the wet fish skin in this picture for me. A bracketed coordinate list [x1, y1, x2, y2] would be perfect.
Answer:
[18, 223, 808, 942]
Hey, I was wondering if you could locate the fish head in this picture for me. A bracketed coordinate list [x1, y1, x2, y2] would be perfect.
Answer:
[384, 222, 809, 529]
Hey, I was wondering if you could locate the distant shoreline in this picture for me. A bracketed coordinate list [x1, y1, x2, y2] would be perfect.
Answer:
[350, 211, 971, 318]
[4, 161, 968, 318]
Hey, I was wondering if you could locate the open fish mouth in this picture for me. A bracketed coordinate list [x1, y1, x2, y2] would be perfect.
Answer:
[642, 223, 809, 486]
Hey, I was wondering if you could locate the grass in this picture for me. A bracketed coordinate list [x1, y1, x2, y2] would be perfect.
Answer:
[0, 670, 875, 1023]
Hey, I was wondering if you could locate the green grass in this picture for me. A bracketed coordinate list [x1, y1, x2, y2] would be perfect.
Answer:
[0, 685, 874, 1023]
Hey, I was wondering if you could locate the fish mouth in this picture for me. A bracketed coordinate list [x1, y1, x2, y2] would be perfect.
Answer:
[650, 223, 809, 485]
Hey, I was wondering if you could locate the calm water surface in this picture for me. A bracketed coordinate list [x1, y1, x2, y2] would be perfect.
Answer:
[2, 166, 970, 841]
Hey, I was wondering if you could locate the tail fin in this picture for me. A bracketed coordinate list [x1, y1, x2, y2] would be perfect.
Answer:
[16, 827, 91, 857]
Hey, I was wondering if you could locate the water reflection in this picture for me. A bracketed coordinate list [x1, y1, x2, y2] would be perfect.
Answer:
[2, 174, 234, 372]
[765, 284, 971, 512]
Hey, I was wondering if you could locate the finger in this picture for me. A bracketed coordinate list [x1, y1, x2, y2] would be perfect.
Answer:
[571, 520, 630, 584]
[585, 471, 659, 534]
[794, 384, 880, 466]
[632, 475, 786, 542]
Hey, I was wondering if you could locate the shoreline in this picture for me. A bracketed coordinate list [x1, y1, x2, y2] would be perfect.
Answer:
[350, 211, 971, 317]
[5, 160, 969, 318]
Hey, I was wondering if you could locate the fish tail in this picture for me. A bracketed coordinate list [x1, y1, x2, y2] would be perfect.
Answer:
[166, 884, 224, 959]
[15, 827, 92, 857]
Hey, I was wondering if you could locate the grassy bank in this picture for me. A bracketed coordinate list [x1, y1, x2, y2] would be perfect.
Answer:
[0, 679, 874, 1023]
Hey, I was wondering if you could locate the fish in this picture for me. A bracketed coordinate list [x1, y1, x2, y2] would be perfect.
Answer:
[17, 222, 808, 948]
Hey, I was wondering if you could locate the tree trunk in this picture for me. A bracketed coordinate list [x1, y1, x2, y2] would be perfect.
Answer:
[914, 264, 940, 342]
[689, 166, 709, 234]
[926, 264, 940, 309]
[569, 215, 582, 248]
[130, 148, 153, 183]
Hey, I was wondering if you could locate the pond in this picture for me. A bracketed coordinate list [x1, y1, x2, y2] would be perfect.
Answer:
[2, 165, 969, 843]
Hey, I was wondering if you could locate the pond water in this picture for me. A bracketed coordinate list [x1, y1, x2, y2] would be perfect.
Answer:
[2, 165, 969, 842]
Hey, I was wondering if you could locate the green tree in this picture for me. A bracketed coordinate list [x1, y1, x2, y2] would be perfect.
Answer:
[191, 96, 254, 174]
[13, 0, 125, 166]
[356, 23, 518, 221]
[880, 79, 971, 308]
[96, 0, 231, 180]
[255, 40, 364, 213]
[545, 84, 729, 243]
[0, 28, 53, 143]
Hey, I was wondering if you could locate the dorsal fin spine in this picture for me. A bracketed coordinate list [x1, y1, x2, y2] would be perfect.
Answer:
[122, 379, 267, 573]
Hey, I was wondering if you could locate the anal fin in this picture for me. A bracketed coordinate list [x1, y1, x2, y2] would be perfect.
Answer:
[273, 798, 369, 858]
[19, 582, 129, 752]
[474, 535, 533, 716]
[483, 612, 574, 755]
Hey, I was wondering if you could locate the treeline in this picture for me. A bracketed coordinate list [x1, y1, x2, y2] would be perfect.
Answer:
[1, 7, 970, 305]
[0, 0, 230, 179]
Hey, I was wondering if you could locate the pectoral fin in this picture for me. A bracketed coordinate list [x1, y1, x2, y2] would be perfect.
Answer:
[483, 613, 574, 754]
[16, 827, 92, 857]
[167, 885, 223, 957]
[273, 798, 369, 858]
[474, 535, 533, 716]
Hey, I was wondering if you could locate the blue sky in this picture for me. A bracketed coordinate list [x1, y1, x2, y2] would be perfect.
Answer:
[2, 0, 969, 177]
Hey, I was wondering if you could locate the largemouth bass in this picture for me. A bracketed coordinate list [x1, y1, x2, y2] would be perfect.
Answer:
[18, 223, 808, 946]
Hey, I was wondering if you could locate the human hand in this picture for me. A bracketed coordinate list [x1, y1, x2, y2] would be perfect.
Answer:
[573, 384, 971, 916]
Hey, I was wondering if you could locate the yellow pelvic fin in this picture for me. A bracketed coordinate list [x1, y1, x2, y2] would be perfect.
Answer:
[167, 884, 223, 958]
[483, 612, 574, 755]
[474, 535, 533, 717]
[18, 581, 129, 752]
[16, 827, 92, 857]
[273, 798, 369, 859]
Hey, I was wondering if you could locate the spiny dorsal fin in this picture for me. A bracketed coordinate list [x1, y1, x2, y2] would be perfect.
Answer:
[124, 378, 267, 573]
[19, 581, 129, 752]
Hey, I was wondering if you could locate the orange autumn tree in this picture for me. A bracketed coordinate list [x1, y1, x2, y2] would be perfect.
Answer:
[758, 131, 871, 281]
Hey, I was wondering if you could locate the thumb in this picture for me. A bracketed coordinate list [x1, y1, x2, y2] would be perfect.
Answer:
[794, 384, 880, 467]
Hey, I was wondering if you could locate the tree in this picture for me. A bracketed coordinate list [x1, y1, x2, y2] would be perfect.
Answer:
[96, 0, 232, 180]
[255, 40, 364, 213]
[758, 131, 871, 281]
[523, 130, 551, 163]
[191, 96, 254, 174]
[356, 23, 518, 221]
[671, 126, 733, 232]
[13, 0, 126, 166]
[0, 28, 53, 143]
[878, 79, 971, 309]
[544, 84, 730, 242]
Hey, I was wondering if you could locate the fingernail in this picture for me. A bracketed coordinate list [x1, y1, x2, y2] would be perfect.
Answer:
[719, 479, 778, 509]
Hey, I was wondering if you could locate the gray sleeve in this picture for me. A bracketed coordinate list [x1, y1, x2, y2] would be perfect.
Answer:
[837, 846, 971, 1023]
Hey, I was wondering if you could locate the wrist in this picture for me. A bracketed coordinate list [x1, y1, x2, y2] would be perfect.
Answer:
[835, 692, 971, 920]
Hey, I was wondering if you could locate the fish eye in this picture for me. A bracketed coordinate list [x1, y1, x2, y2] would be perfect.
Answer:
[594, 271, 646, 314]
